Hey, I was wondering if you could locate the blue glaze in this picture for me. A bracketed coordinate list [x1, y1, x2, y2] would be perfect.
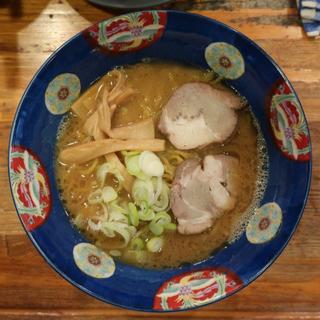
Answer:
[8, 11, 311, 312]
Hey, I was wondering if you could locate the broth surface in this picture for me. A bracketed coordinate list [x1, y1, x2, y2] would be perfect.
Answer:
[56, 61, 267, 268]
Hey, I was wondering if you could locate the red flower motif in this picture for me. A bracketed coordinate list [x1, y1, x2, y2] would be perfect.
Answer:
[88, 254, 101, 266]
[259, 217, 270, 230]
[219, 56, 232, 68]
[57, 86, 69, 100]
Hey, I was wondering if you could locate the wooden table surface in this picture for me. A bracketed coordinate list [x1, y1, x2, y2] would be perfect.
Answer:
[0, 0, 319, 319]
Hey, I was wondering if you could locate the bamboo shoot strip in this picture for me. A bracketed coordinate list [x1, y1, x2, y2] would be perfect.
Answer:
[109, 118, 155, 140]
[60, 139, 166, 164]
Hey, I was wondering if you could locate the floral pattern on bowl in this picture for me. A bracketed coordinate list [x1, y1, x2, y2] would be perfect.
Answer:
[73, 243, 115, 279]
[83, 11, 167, 53]
[45, 73, 81, 115]
[246, 202, 282, 244]
[9, 146, 51, 231]
[153, 268, 243, 311]
[267, 78, 310, 161]
[205, 42, 245, 80]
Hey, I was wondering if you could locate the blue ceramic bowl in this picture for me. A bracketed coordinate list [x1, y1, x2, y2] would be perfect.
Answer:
[9, 11, 312, 312]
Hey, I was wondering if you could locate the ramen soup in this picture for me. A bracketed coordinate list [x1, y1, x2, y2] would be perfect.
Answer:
[56, 61, 267, 269]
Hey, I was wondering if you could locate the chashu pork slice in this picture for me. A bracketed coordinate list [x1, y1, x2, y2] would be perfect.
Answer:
[158, 82, 241, 150]
[171, 154, 240, 235]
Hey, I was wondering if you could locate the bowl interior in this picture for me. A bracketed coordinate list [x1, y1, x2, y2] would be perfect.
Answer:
[9, 10, 311, 312]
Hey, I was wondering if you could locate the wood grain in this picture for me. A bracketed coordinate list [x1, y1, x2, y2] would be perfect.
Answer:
[0, 0, 319, 319]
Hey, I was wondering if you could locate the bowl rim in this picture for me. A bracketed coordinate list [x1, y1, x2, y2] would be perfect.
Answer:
[8, 9, 313, 312]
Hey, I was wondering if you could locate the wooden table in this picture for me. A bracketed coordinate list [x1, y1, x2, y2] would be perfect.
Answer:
[0, 0, 319, 319]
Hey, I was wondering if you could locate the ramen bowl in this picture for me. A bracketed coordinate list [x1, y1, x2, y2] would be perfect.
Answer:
[9, 10, 311, 312]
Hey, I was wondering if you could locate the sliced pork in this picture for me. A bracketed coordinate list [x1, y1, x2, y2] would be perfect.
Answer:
[171, 154, 240, 235]
[158, 82, 242, 150]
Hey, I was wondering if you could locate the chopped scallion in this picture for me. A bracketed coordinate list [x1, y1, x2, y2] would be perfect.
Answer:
[146, 237, 163, 253]
[128, 202, 139, 227]
[130, 237, 145, 250]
